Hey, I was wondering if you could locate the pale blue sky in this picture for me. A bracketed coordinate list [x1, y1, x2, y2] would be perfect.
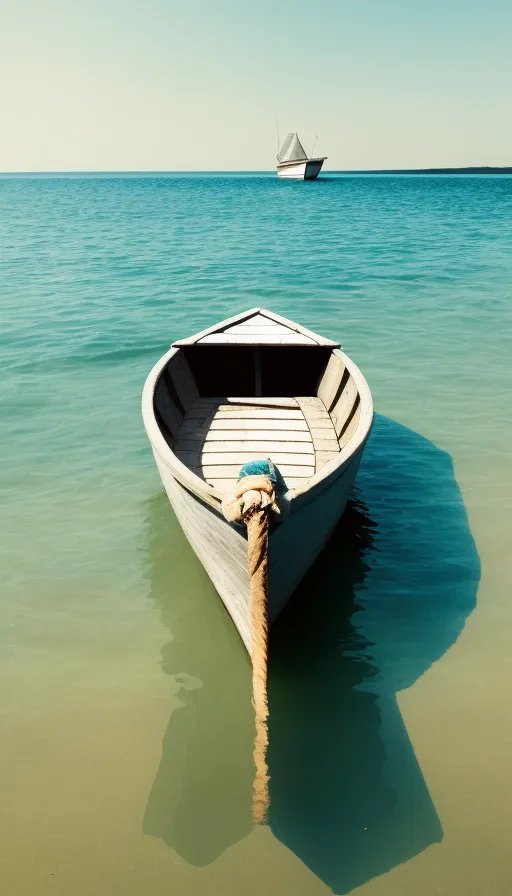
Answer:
[0, 0, 510, 170]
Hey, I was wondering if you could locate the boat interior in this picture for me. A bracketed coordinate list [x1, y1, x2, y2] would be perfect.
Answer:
[153, 342, 362, 495]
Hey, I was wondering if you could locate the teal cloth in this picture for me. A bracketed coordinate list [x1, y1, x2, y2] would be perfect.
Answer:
[238, 459, 287, 495]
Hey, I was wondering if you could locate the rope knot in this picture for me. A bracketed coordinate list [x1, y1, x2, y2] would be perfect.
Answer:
[222, 474, 280, 525]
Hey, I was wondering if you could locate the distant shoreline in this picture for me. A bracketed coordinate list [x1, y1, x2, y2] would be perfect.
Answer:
[332, 167, 512, 175]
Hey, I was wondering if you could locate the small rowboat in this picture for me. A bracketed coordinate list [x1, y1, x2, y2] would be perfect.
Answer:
[142, 308, 373, 653]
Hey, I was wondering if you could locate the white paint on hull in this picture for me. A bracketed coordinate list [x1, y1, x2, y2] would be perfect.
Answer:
[268, 452, 363, 620]
[153, 447, 252, 652]
[151, 440, 366, 654]
[277, 159, 325, 180]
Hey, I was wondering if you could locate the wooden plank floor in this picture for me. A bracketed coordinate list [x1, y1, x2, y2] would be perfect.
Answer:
[174, 397, 340, 494]
[295, 397, 340, 471]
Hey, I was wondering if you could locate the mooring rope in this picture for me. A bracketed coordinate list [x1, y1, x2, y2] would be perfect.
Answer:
[246, 504, 270, 823]
[222, 473, 279, 824]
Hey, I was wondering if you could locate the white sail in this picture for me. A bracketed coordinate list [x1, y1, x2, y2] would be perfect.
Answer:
[278, 133, 308, 163]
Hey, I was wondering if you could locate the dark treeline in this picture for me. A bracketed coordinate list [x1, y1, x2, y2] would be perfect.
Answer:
[334, 167, 512, 174]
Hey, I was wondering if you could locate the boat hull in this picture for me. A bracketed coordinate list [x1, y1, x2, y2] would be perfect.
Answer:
[151, 441, 366, 654]
[277, 159, 325, 180]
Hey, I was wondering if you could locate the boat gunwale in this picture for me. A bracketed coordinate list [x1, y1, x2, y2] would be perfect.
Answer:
[142, 340, 373, 514]
[172, 306, 339, 348]
[291, 348, 373, 508]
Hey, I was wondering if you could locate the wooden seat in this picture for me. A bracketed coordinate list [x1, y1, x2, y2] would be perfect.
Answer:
[174, 396, 340, 495]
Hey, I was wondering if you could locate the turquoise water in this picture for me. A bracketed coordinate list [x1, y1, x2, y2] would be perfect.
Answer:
[1, 174, 511, 895]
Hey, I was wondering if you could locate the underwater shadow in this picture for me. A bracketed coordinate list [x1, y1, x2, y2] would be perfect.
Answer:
[141, 495, 254, 865]
[267, 413, 480, 893]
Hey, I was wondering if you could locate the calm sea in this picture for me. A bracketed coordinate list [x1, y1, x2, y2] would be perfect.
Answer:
[1, 173, 511, 895]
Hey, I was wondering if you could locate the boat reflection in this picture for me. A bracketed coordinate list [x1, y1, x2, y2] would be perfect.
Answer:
[142, 495, 254, 865]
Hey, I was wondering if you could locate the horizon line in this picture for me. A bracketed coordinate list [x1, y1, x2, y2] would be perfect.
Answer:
[1, 166, 511, 176]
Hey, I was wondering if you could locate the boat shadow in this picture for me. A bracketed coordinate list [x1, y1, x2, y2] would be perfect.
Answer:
[267, 413, 480, 893]
[141, 413, 480, 889]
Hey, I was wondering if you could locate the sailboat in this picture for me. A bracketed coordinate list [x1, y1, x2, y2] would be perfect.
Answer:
[276, 132, 327, 180]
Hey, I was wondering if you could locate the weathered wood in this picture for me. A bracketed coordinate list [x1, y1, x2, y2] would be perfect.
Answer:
[257, 309, 340, 347]
[185, 407, 306, 425]
[297, 404, 331, 416]
[201, 464, 315, 479]
[176, 421, 219, 440]
[294, 408, 331, 421]
[223, 397, 299, 408]
[153, 443, 363, 652]
[292, 350, 373, 505]
[225, 313, 279, 330]
[167, 352, 199, 410]
[156, 468, 252, 649]
[152, 442, 220, 510]
[174, 447, 202, 467]
[204, 479, 236, 494]
[203, 429, 313, 443]
[331, 377, 359, 438]
[178, 451, 316, 467]
[214, 409, 304, 420]
[296, 396, 341, 477]
[185, 407, 222, 419]
[209, 418, 309, 431]
[317, 353, 345, 411]
[199, 440, 314, 455]
[268, 452, 363, 618]
[224, 325, 297, 337]
[185, 406, 305, 420]
[198, 333, 317, 346]
[309, 426, 339, 440]
[142, 347, 220, 510]
[142, 321, 373, 656]
[338, 400, 361, 448]
[295, 397, 330, 419]
[177, 419, 312, 442]
[315, 450, 338, 469]
[294, 395, 322, 405]
[313, 438, 340, 451]
[206, 476, 311, 493]
[172, 307, 340, 348]
[192, 397, 299, 409]
[184, 398, 219, 410]
[211, 453, 312, 467]
[172, 307, 262, 346]
[154, 378, 183, 438]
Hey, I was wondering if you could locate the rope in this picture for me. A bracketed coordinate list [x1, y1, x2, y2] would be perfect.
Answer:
[222, 473, 279, 824]
[246, 506, 270, 824]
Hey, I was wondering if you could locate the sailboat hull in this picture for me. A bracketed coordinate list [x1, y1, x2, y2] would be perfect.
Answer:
[277, 158, 325, 180]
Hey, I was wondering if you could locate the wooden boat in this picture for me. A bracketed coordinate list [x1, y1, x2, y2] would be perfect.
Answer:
[142, 308, 373, 653]
[276, 132, 327, 180]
